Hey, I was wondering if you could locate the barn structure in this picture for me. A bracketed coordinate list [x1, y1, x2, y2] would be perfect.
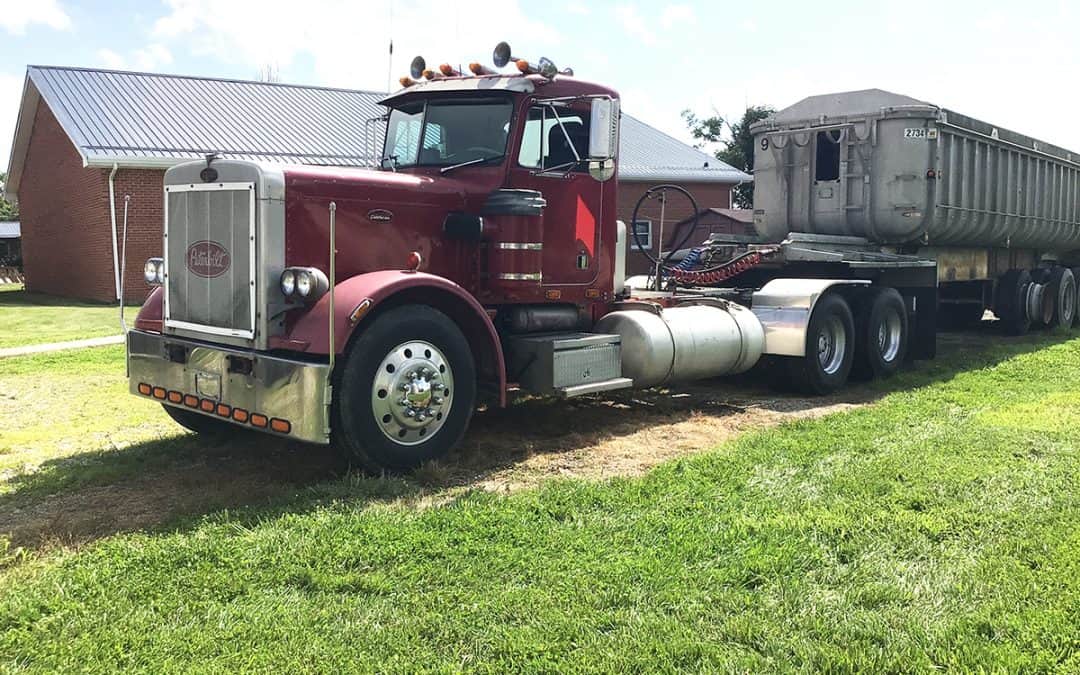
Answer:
[4, 65, 749, 301]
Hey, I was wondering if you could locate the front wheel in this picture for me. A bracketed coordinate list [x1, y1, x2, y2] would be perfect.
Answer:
[335, 304, 476, 473]
[784, 293, 855, 395]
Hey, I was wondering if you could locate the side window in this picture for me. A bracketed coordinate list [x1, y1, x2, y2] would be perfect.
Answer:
[631, 219, 652, 249]
[518, 105, 590, 172]
[386, 103, 423, 166]
[419, 122, 445, 164]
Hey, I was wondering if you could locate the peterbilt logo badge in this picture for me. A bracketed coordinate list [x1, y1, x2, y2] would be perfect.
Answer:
[367, 209, 394, 223]
[186, 240, 231, 278]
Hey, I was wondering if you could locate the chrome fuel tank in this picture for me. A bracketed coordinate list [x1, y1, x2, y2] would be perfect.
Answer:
[594, 303, 764, 387]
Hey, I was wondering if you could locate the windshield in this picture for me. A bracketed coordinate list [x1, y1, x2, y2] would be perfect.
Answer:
[384, 97, 514, 169]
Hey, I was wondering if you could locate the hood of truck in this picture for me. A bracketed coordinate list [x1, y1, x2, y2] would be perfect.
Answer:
[281, 163, 503, 286]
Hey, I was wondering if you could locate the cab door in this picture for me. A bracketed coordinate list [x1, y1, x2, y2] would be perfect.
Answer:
[507, 102, 604, 288]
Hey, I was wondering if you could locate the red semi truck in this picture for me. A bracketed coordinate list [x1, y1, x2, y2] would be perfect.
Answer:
[128, 43, 944, 471]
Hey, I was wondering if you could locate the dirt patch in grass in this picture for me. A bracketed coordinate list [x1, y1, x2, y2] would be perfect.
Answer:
[0, 328, 1043, 549]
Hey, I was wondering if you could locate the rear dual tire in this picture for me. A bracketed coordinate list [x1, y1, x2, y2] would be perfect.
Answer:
[851, 288, 908, 381]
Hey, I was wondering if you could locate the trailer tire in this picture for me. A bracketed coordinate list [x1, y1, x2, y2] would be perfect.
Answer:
[995, 269, 1032, 336]
[851, 287, 908, 381]
[785, 293, 854, 395]
[162, 404, 238, 437]
[1046, 267, 1076, 329]
[335, 304, 476, 473]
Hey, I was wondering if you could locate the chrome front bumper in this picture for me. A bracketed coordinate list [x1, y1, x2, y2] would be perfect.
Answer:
[127, 330, 332, 444]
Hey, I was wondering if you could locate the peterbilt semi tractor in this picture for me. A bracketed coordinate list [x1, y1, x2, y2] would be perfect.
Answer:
[127, 45, 1077, 471]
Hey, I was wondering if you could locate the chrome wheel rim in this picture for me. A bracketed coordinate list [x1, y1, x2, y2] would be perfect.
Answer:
[371, 340, 454, 446]
[877, 308, 903, 363]
[817, 315, 847, 375]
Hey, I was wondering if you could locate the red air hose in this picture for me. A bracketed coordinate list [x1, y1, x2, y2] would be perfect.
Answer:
[668, 249, 776, 286]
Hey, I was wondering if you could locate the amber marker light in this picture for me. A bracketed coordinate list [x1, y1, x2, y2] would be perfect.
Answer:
[468, 62, 493, 75]
[585, 288, 601, 299]
[216, 403, 232, 417]
[152, 387, 167, 400]
[167, 391, 183, 404]
[200, 399, 215, 412]
[438, 63, 459, 76]
[545, 289, 562, 300]
[184, 394, 199, 408]
[270, 418, 292, 434]
[138, 383, 152, 396]
[349, 298, 373, 324]
[250, 413, 269, 428]
[232, 408, 249, 424]
[399, 76, 415, 87]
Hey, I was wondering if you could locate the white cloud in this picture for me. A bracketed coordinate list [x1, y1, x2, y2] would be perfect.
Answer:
[564, 2, 590, 15]
[659, 4, 693, 29]
[615, 5, 655, 46]
[0, 0, 72, 35]
[151, 0, 561, 91]
[132, 44, 174, 71]
[96, 44, 173, 72]
[97, 48, 126, 70]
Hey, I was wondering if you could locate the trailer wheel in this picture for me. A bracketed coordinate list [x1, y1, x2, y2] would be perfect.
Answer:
[162, 404, 237, 437]
[1072, 268, 1080, 327]
[851, 288, 908, 380]
[786, 293, 854, 394]
[994, 269, 1032, 335]
[336, 304, 476, 473]
[1046, 267, 1076, 329]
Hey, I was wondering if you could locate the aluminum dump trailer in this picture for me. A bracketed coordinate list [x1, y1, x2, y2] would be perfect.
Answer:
[751, 89, 1080, 333]
[752, 89, 1080, 254]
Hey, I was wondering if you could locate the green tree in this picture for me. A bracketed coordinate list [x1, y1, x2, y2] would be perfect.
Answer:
[682, 105, 774, 208]
[0, 172, 18, 221]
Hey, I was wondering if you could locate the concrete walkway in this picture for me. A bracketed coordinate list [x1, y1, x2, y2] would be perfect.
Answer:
[0, 334, 125, 359]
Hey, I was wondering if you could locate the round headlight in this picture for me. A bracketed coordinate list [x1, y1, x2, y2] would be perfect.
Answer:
[296, 271, 313, 297]
[280, 270, 296, 296]
[144, 260, 157, 284]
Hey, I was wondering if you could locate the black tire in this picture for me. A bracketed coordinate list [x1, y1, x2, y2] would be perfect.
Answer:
[851, 287, 909, 381]
[994, 269, 1031, 335]
[1046, 267, 1076, 329]
[785, 293, 855, 395]
[335, 304, 476, 473]
[162, 404, 237, 437]
[938, 302, 985, 330]
[1072, 267, 1080, 327]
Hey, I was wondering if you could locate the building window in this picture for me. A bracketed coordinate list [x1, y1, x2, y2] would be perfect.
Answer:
[631, 219, 652, 249]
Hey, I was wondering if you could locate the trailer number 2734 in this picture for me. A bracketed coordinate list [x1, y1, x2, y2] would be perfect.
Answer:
[904, 128, 939, 140]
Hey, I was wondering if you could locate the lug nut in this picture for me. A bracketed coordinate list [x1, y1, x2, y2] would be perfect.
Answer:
[398, 398, 409, 406]
[405, 409, 415, 418]
[433, 396, 443, 405]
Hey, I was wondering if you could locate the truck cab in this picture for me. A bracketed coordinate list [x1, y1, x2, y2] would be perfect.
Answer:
[129, 54, 636, 471]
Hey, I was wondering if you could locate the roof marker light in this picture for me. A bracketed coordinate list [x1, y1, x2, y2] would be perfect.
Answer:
[438, 63, 460, 76]
[399, 76, 416, 88]
[469, 62, 494, 75]
[409, 55, 427, 80]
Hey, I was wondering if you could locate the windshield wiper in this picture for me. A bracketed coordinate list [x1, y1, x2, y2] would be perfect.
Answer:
[440, 155, 503, 174]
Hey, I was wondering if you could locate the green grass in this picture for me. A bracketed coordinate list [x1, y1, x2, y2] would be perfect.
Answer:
[1, 334, 1079, 671]
[0, 286, 142, 349]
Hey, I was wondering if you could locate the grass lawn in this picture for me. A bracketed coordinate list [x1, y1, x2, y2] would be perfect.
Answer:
[0, 285, 142, 349]
[1, 331, 1079, 671]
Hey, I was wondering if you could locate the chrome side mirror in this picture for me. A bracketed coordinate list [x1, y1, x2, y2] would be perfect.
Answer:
[588, 98, 619, 160]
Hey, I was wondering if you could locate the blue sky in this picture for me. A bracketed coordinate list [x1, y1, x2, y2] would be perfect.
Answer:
[1, 0, 1078, 173]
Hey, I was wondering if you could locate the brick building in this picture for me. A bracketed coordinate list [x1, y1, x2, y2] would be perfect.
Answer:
[5, 66, 749, 302]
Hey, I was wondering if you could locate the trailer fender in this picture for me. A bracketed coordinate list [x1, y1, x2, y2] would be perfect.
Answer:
[750, 279, 871, 357]
[284, 270, 506, 406]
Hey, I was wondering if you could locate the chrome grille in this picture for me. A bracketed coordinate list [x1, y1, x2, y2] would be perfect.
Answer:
[164, 182, 255, 338]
